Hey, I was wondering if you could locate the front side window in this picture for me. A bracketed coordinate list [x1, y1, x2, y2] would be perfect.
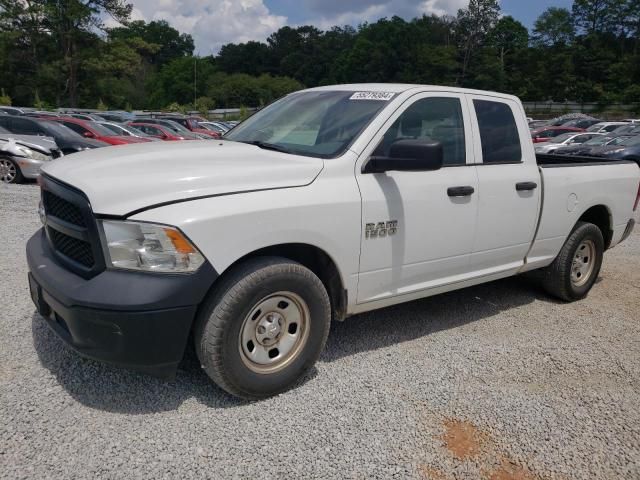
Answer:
[571, 135, 592, 144]
[373, 97, 466, 166]
[550, 133, 574, 143]
[226, 91, 392, 158]
[100, 123, 123, 135]
[473, 100, 522, 163]
[141, 125, 162, 136]
[62, 122, 89, 135]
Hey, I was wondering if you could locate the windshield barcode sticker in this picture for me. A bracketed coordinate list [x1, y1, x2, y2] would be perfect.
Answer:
[349, 91, 395, 101]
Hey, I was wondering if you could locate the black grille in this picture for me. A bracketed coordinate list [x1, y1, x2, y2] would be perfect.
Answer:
[51, 149, 63, 159]
[43, 190, 86, 226]
[48, 228, 95, 268]
[41, 176, 104, 277]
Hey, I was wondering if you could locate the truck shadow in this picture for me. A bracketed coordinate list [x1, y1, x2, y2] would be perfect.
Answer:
[321, 274, 556, 362]
[31, 274, 557, 414]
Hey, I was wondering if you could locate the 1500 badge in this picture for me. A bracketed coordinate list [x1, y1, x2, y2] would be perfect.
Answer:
[365, 221, 398, 239]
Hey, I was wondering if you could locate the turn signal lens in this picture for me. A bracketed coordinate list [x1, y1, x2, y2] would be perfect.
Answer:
[163, 228, 196, 254]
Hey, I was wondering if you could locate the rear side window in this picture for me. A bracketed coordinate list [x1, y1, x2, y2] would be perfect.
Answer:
[10, 118, 42, 135]
[473, 100, 522, 163]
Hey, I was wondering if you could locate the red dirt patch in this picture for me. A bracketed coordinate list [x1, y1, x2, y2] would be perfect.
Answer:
[441, 419, 485, 460]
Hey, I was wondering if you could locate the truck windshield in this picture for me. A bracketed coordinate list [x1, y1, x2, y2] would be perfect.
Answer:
[225, 91, 394, 158]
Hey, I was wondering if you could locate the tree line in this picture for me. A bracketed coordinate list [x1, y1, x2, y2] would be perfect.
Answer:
[0, 0, 638, 111]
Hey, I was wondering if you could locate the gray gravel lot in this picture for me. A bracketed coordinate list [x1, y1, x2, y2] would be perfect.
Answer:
[1, 182, 639, 480]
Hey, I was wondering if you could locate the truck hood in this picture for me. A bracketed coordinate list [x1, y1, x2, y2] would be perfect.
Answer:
[42, 140, 324, 216]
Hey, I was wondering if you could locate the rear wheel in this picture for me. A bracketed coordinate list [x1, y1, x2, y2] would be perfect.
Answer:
[0, 157, 24, 184]
[540, 221, 604, 302]
[195, 257, 331, 400]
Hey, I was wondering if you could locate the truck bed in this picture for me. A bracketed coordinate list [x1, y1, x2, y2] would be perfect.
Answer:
[524, 157, 640, 271]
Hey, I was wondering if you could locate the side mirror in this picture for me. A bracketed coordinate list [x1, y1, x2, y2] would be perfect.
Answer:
[363, 139, 444, 174]
[83, 131, 94, 138]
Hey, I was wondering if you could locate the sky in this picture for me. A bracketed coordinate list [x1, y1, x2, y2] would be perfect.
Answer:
[121, 0, 574, 55]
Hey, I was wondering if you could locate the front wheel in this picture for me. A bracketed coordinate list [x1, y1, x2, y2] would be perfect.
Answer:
[539, 221, 604, 302]
[195, 257, 331, 400]
[0, 157, 24, 184]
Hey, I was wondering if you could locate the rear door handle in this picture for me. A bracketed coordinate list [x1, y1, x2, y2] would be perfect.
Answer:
[447, 186, 475, 197]
[516, 182, 538, 191]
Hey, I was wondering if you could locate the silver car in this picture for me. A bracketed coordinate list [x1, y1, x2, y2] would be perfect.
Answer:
[534, 132, 603, 154]
[0, 129, 62, 183]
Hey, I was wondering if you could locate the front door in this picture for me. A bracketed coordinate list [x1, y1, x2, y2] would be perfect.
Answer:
[356, 93, 479, 304]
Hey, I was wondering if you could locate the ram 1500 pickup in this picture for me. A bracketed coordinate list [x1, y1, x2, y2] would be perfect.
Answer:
[27, 84, 640, 399]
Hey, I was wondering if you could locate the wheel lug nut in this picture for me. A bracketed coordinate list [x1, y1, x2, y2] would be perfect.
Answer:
[257, 326, 266, 334]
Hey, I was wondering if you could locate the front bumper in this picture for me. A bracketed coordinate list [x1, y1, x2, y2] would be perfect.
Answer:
[26, 229, 217, 377]
[14, 156, 47, 179]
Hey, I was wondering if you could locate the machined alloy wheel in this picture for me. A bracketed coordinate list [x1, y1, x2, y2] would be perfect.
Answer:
[0, 158, 18, 183]
[571, 239, 596, 287]
[239, 292, 310, 374]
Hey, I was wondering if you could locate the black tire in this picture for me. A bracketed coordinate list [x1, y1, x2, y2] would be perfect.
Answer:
[195, 256, 331, 400]
[539, 221, 604, 302]
[0, 157, 24, 184]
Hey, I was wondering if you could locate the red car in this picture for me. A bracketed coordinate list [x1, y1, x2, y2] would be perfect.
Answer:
[531, 126, 584, 143]
[45, 117, 151, 145]
[158, 116, 222, 138]
[128, 122, 194, 141]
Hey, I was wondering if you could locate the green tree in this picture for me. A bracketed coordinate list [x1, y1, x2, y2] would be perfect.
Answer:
[108, 20, 194, 66]
[456, 0, 501, 84]
[488, 16, 528, 72]
[42, 0, 132, 106]
[572, 0, 625, 35]
[532, 7, 575, 46]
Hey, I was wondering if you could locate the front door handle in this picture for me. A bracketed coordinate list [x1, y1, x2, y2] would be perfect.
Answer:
[516, 181, 538, 191]
[447, 186, 475, 197]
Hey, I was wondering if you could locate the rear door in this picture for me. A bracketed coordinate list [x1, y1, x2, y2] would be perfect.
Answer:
[467, 95, 541, 273]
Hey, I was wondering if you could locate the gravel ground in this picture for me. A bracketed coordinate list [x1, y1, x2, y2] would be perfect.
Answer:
[1, 182, 639, 480]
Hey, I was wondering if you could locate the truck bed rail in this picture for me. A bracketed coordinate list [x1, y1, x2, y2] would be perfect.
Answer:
[536, 153, 638, 167]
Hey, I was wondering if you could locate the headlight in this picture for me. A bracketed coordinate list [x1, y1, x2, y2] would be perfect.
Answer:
[16, 146, 51, 162]
[100, 220, 205, 273]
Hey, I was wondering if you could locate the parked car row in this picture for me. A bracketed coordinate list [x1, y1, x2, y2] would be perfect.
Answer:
[531, 115, 640, 161]
[0, 108, 240, 183]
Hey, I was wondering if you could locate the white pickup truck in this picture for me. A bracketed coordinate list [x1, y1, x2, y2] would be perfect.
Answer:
[27, 84, 640, 399]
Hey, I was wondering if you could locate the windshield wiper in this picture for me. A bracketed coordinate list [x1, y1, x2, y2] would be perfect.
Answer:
[242, 140, 292, 154]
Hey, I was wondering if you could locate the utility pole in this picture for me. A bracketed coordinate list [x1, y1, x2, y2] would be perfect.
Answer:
[194, 57, 197, 108]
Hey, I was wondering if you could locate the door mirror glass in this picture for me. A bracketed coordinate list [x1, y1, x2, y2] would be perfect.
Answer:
[363, 139, 443, 174]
